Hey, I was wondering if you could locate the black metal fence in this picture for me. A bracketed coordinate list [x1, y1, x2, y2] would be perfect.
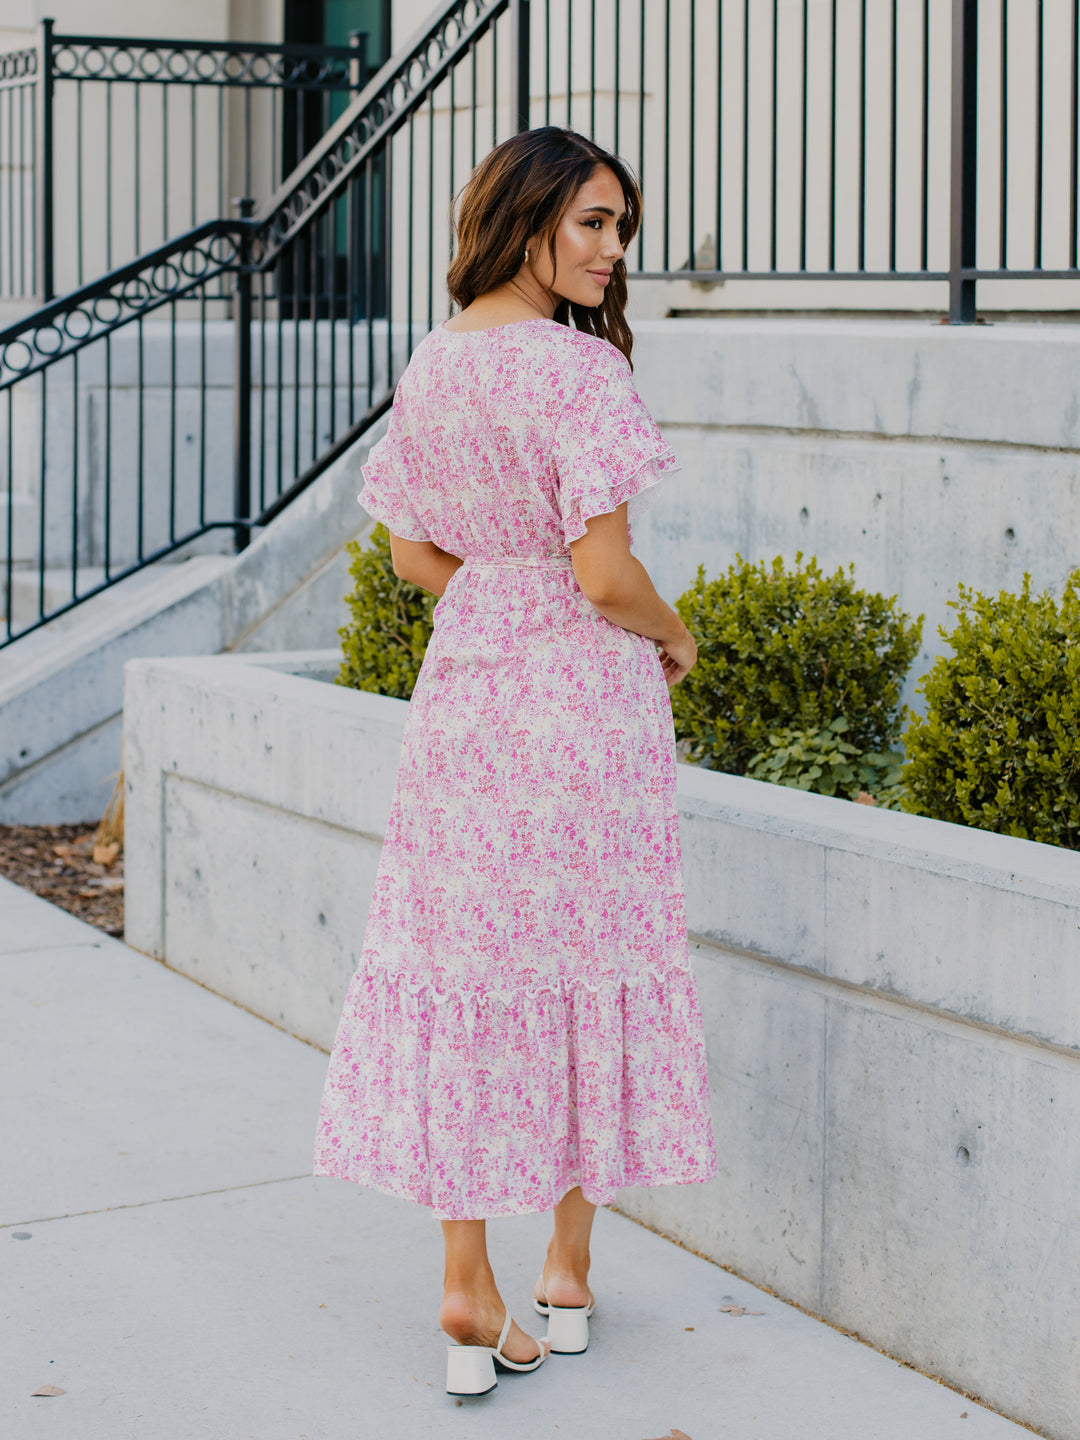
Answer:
[0, 23, 370, 302]
[3, 0, 1080, 649]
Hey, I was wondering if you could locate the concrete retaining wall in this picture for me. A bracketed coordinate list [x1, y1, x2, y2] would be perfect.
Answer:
[10, 315, 1080, 820]
[124, 650, 1080, 1440]
[627, 317, 1080, 711]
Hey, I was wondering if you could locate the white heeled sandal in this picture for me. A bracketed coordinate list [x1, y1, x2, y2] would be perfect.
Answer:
[533, 1274, 596, 1354]
[445, 1309, 552, 1396]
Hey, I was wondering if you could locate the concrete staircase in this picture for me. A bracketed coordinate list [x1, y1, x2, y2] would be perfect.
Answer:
[0, 416, 386, 822]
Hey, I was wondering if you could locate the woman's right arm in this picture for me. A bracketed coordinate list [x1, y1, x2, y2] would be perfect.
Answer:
[569, 504, 697, 687]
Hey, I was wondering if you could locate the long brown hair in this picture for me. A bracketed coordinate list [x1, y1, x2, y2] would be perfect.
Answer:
[446, 127, 642, 366]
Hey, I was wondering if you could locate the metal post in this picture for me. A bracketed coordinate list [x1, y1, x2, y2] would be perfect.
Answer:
[510, 0, 532, 133]
[232, 197, 255, 551]
[949, 0, 978, 322]
[37, 16, 54, 300]
[349, 28, 369, 94]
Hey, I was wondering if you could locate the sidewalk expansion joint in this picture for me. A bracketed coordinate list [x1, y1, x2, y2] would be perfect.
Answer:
[2, 1171, 314, 1230]
[1, 940, 106, 957]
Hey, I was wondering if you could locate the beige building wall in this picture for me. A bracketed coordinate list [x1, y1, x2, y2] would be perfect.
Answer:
[2, 0, 1079, 314]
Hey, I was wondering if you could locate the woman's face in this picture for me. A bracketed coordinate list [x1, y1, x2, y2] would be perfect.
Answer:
[527, 165, 628, 308]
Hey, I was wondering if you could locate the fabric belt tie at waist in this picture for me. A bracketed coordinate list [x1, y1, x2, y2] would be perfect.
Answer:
[463, 555, 573, 569]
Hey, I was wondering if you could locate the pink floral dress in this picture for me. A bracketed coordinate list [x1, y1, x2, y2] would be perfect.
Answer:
[313, 317, 717, 1220]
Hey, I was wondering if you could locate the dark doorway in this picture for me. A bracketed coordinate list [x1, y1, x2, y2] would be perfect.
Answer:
[281, 0, 392, 319]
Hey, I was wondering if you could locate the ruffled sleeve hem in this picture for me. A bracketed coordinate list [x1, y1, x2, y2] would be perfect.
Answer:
[553, 341, 680, 546]
[559, 444, 682, 544]
[356, 420, 430, 541]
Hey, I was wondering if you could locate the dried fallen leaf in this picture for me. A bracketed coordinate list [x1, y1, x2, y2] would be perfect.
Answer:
[960, 1414, 968, 1420]
[719, 1304, 764, 1316]
[93, 841, 120, 868]
[32, 1385, 65, 1397]
[854, 791, 876, 806]
[642, 1431, 693, 1440]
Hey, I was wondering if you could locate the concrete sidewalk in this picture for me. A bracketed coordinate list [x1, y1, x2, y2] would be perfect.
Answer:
[2, 876, 1030, 1440]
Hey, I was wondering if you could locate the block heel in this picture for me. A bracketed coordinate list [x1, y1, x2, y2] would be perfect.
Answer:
[444, 1309, 550, 1395]
[446, 1344, 497, 1396]
[533, 1272, 596, 1353]
[545, 1304, 591, 1353]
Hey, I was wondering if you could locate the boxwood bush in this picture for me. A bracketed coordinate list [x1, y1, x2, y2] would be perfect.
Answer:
[902, 573, 1080, 847]
[337, 523, 436, 700]
[671, 554, 922, 791]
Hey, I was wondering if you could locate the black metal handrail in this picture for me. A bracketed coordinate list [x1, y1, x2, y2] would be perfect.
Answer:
[0, 22, 372, 302]
[4, 0, 1080, 651]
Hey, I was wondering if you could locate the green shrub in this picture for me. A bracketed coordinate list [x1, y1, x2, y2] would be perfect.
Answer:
[337, 523, 436, 699]
[747, 719, 905, 806]
[902, 574, 1080, 847]
[672, 553, 922, 778]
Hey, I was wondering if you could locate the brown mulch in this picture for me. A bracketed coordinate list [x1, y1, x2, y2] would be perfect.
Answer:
[0, 824, 124, 938]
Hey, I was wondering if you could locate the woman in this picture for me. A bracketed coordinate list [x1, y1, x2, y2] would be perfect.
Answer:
[314, 126, 717, 1397]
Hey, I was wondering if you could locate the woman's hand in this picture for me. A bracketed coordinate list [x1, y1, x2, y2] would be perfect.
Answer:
[656, 624, 697, 687]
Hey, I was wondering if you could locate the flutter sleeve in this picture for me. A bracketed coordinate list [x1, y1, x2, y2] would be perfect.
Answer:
[356, 385, 430, 541]
[552, 342, 681, 546]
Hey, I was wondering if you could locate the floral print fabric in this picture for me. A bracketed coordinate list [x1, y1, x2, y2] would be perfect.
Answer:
[314, 318, 717, 1219]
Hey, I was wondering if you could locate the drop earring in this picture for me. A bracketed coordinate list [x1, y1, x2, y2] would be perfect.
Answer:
[524, 248, 530, 265]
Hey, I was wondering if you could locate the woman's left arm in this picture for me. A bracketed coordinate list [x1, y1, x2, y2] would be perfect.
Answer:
[389, 534, 464, 597]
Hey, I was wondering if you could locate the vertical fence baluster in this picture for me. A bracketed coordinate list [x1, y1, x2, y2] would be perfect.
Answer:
[491, 20, 498, 146]
[688, 0, 695, 271]
[590, 0, 596, 137]
[511, 0, 531, 134]
[137, 316, 145, 561]
[858, 0, 866, 271]
[39, 16, 54, 300]
[889, 0, 897, 271]
[770, 0, 778, 272]
[663, 0, 670, 271]
[829, 0, 837, 271]
[70, 353, 78, 600]
[1035, 0, 1044, 269]
[169, 298, 177, 545]
[190, 83, 197, 228]
[716, 0, 723, 273]
[310, 203, 319, 468]
[76, 79, 83, 285]
[801, 0, 808, 273]
[1071, 0, 1078, 269]
[104, 334, 113, 577]
[567, 0, 574, 129]
[134, 82, 141, 258]
[367, 158, 376, 410]
[347, 172, 356, 425]
[638, 0, 645, 268]
[950, 0, 978, 321]
[105, 80, 113, 270]
[234, 198, 254, 549]
[258, 267, 267, 511]
[999, 0, 1008, 270]
[38, 368, 46, 618]
[742, 0, 749, 271]
[922, 0, 930, 271]
[328, 200, 337, 447]
[5, 389, 13, 639]
[544, 0, 551, 127]
[162, 83, 169, 245]
[384, 137, 393, 400]
[408, 108, 415, 356]
[614, 0, 621, 156]
[428, 89, 435, 333]
[198, 287, 207, 528]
